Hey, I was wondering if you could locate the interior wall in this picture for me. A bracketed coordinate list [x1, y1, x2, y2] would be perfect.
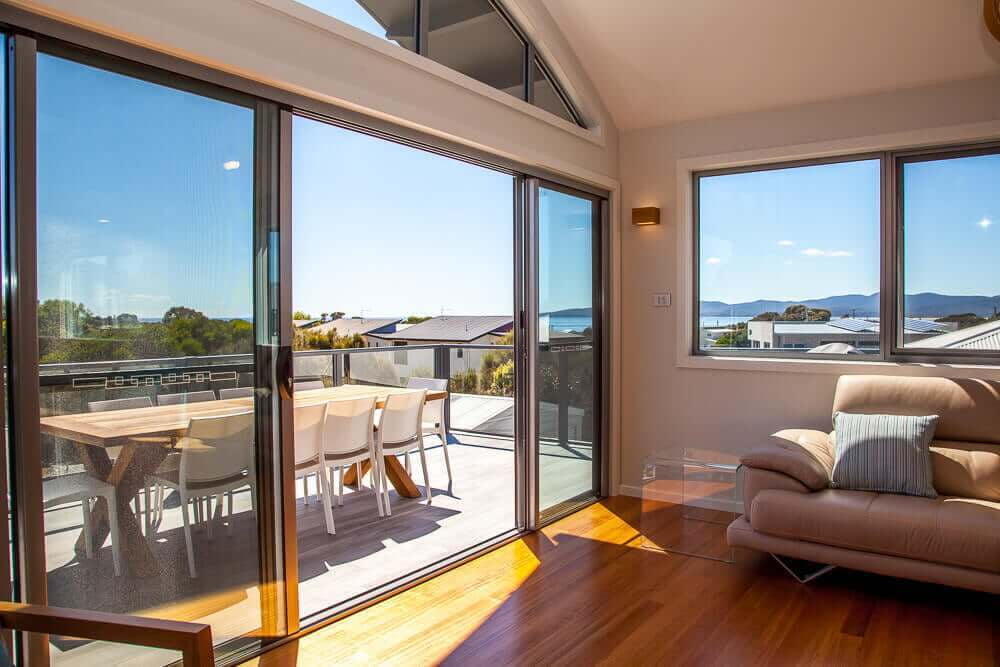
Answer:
[8, 0, 619, 186]
[619, 74, 1000, 493]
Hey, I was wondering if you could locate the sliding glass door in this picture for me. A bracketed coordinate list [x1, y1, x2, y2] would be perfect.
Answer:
[28, 45, 285, 664]
[531, 182, 603, 518]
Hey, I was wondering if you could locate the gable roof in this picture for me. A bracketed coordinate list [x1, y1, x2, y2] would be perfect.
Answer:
[371, 315, 513, 342]
[310, 317, 401, 338]
[910, 319, 1000, 350]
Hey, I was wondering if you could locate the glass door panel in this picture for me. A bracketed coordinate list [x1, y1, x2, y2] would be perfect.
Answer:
[35, 50, 274, 663]
[535, 185, 601, 516]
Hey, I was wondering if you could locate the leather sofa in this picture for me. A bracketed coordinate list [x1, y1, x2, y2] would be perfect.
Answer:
[727, 375, 1000, 593]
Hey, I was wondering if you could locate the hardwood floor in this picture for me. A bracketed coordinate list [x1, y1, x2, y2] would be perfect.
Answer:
[245, 496, 999, 666]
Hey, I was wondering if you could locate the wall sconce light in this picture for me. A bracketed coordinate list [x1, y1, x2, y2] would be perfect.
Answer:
[632, 206, 660, 226]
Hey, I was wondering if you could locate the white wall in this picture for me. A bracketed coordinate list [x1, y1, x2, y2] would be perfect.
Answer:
[619, 74, 1000, 491]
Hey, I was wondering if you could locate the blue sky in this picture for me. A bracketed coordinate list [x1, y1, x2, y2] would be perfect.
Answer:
[295, 0, 393, 41]
[37, 54, 255, 320]
[699, 157, 998, 304]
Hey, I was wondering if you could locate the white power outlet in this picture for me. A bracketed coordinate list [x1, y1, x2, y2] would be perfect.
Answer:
[652, 292, 671, 307]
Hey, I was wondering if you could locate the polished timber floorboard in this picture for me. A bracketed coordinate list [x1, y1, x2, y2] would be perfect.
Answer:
[246, 496, 999, 667]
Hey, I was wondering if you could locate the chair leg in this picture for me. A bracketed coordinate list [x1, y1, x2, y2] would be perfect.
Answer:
[81, 498, 94, 559]
[338, 466, 345, 507]
[227, 491, 234, 536]
[417, 439, 432, 505]
[404, 451, 411, 474]
[143, 483, 152, 539]
[439, 424, 453, 483]
[318, 465, 336, 535]
[182, 495, 197, 578]
[370, 457, 385, 517]
[303, 474, 310, 506]
[154, 483, 165, 528]
[206, 495, 214, 540]
[106, 493, 122, 577]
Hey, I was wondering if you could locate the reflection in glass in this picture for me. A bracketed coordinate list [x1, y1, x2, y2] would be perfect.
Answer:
[37, 53, 263, 664]
[294, 0, 416, 49]
[537, 187, 598, 513]
[531, 60, 575, 124]
[427, 0, 525, 98]
[697, 160, 880, 355]
[901, 153, 1000, 351]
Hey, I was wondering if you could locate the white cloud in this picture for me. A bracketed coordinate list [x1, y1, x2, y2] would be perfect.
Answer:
[979, 217, 993, 229]
[98, 218, 110, 224]
[777, 240, 795, 246]
[801, 248, 853, 258]
[705, 257, 722, 265]
[223, 160, 241, 171]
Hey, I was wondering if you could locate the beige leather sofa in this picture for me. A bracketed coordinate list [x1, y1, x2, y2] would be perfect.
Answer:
[727, 375, 1000, 593]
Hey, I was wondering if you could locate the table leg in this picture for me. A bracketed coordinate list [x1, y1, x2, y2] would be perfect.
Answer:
[74, 442, 168, 578]
[342, 457, 420, 499]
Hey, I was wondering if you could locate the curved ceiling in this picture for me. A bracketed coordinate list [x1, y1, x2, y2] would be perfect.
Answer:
[541, 0, 1000, 130]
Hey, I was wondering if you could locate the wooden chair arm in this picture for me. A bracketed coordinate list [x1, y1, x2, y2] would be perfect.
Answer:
[0, 602, 213, 666]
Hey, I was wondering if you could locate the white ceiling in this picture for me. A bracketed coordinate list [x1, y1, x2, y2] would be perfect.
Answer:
[540, 0, 1000, 130]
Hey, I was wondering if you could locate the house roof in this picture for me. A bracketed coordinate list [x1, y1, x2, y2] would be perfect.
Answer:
[768, 318, 947, 336]
[909, 319, 1000, 350]
[310, 317, 401, 338]
[293, 319, 320, 328]
[371, 315, 513, 342]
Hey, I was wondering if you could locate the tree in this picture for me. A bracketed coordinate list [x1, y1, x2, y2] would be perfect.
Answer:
[115, 313, 140, 327]
[162, 306, 201, 324]
[38, 299, 97, 339]
[292, 310, 312, 320]
[329, 311, 345, 321]
[751, 311, 780, 321]
[404, 315, 431, 324]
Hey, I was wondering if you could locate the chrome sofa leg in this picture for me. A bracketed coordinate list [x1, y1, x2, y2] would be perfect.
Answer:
[771, 553, 837, 583]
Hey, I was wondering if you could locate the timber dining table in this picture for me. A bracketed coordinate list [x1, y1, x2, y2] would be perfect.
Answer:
[39, 384, 448, 577]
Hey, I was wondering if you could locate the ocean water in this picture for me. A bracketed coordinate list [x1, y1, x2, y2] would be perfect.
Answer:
[548, 315, 592, 332]
[699, 316, 751, 328]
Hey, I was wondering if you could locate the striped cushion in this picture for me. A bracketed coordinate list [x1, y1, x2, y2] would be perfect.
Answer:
[831, 412, 939, 497]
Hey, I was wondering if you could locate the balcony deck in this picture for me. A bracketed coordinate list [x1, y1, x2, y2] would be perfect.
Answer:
[42, 428, 594, 665]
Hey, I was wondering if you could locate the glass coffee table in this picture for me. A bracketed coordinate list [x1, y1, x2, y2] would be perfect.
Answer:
[638, 448, 741, 563]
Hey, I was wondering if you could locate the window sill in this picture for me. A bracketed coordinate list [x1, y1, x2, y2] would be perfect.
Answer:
[248, 0, 606, 147]
[678, 352, 1000, 378]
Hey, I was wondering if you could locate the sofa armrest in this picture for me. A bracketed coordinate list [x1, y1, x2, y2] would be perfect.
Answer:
[741, 429, 834, 491]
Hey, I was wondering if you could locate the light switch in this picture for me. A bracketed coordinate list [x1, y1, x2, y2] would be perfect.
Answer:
[652, 292, 671, 307]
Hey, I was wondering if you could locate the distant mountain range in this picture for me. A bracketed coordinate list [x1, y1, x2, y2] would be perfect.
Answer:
[700, 293, 1000, 318]
[543, 307, 592, 318]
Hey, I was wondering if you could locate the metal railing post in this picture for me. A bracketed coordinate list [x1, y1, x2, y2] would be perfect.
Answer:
[331, 350, 342, 387]
[434, 346, 452, 431]
[558, 347, 569, 447]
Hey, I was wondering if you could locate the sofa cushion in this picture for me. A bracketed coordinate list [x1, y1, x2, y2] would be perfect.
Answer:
[931, 440, 1000, 502]
[832, 375, 1000, 445]
[749, 488, 1000, 573]
[831, 412, 938, 497]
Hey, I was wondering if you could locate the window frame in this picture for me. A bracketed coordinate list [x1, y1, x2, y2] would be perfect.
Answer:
[691, 141, 1000, 366]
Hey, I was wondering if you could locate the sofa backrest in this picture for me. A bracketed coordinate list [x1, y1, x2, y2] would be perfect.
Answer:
[832, 375, 1000, 445]
[832, 375, 1000, 501]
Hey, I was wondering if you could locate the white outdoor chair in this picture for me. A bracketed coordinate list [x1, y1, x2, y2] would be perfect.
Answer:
[321, 396, 382, 534]
[147, 411, 256, 578]
[406, 377, 452, 483]
[88, 396, 157, 534]
[376, 389, 431, 515]
[219, 387, 254, 400]
[293, 402, 331, 514]
[157, 390, 217, 406]
[295, 380, 325, 392]
[88, 396, 154, 413]
[43, 473, 122, 576]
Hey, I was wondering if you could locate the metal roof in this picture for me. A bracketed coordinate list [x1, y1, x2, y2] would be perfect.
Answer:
[908, 319, 1000, 350]
[828, 318, 876, 333]
[310, 317, 401, 337]
[371, 315, 513, 342]
[901, 318, 948, 333]
[768, 318, 943, 336]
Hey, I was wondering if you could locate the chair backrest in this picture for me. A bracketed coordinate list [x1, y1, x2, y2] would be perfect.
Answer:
[219, 387, 254, 400]
[407, 377, 446, 420]
[293, 402, 328, 466]
[88, 397, 153, 413]
[182, 411, 254, 484]
[295, 380, 325, 392]
[378, 390, 425, 445]
[322, 397, 376, 456]
[158, 390, 217, 406]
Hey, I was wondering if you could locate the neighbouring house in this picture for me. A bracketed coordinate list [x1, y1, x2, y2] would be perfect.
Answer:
[747, 318, 953, 351]
[309, 317, 402, 346]
[367, 315, 513, 347]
